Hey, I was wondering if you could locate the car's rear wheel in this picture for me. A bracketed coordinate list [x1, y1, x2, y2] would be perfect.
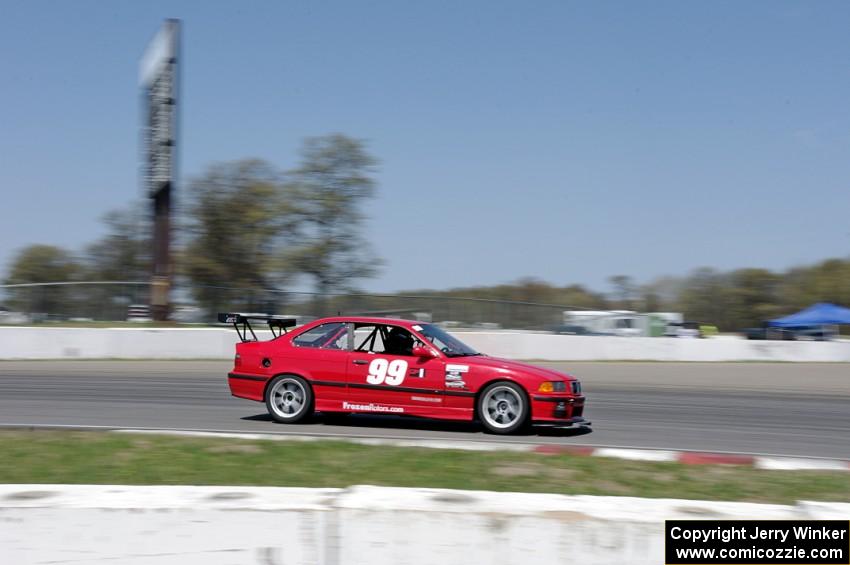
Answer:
[478, 381, 528, 434]
[265, 375, 313, 423]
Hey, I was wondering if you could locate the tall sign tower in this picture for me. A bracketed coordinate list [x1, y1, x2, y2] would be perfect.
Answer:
[140, 19, 180, 321]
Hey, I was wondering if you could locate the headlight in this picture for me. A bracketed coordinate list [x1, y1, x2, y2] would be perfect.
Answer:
[538, 381, 567, 393]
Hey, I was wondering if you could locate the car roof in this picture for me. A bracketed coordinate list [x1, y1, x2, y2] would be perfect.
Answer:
[308, 316, 424, 328]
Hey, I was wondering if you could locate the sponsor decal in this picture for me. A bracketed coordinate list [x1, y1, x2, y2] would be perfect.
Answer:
[367, 358, 407, 386]
[412, 325, 423, 331]
[342, 401, 404, 413]
[411, 395, 442, 403]
[445, 363, 469, 389]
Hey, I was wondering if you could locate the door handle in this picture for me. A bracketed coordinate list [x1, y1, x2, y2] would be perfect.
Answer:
[352, 359, 368, 365]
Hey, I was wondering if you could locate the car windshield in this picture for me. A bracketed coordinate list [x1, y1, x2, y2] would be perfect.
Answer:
[416, 324, 480, 357]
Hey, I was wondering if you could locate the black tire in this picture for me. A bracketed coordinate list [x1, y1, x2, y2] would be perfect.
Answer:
[265, 375, 313, 424]
[477, 381, 529, 434]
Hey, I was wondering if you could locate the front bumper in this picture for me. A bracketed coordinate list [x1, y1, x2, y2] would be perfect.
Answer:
[531, 395, 586, 422]
[533, 416, 591, 427]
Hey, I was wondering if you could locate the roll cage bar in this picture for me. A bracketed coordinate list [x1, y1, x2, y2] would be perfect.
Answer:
[353, 323, 422, 354]
[217, 312, 297, 342]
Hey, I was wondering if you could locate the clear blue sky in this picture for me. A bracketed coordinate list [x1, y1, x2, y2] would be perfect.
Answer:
[2, 0, 849, 293]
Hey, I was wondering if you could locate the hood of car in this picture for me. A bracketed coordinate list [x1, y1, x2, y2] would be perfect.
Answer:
[457, 355, 575, 382]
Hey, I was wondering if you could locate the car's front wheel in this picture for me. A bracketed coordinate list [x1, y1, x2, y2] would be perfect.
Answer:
[478, 381, 528, 434]
[265, 375, 313, 424]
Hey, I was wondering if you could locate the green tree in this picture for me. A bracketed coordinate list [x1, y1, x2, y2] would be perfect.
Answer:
[77, 204, 151, 319]
[724, 268, 781, 329]
[638, 276, 681, 313]
[284, 134, 382, 306]
[805, 259, 850, 306]
[3, 245, 80, 315]
[386, 279, 608, 329]
[608, 275, 636, 309]
[84, 205, 150, 281]
[640, 287, 661, 313]
[557, 284, 609, 310]
[677, 267, 728, 327]
[776, 266, 816, 312]
[183, 159, 294, 315]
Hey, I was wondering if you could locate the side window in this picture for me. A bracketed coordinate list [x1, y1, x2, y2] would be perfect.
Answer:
[292, 322, 349, 350]
[354, 324, 419, 356]
[354, 325, 385, 353]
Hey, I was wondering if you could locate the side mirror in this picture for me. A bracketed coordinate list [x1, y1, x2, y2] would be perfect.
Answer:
[412, 345, 437, 359]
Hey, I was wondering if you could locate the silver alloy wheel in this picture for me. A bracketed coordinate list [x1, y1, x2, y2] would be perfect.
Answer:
[268, 378, 306, 419]
[481, 385, 524, 429]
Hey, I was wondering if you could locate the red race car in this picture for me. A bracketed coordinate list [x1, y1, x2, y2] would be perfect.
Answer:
[221, 313, 589, 434]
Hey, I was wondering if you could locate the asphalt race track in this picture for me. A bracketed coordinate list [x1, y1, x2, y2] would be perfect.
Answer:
[0, 361, 848, 458]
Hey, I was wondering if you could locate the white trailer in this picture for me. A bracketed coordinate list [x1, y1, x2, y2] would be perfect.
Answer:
[563, 310, 651, 337]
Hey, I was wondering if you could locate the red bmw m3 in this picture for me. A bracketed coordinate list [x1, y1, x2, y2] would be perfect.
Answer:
[222, 313, 589, 434]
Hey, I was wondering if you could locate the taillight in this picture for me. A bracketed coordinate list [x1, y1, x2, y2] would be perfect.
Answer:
[234, 353, 242, 368]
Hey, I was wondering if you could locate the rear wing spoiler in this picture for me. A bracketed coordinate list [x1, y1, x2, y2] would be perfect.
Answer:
[217, 312, 297, 342]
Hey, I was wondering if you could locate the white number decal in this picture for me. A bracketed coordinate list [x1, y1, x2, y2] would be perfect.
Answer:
[366, 358, 388, 384]
[385, 360, 406, 386]
[367, 358, 407, 386]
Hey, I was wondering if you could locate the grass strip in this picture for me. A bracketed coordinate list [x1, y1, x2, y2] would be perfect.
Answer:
[0, 430, 847, 504]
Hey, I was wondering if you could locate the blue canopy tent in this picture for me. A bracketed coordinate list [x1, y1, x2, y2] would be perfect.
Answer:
[767, 303, 850, 327]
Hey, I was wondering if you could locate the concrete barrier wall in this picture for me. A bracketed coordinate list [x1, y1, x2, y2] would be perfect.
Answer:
[0, 327, 241, 360]
[1, 327, 850, 361]
[1, 484, 847, 565]
[458, 332, 850, 361]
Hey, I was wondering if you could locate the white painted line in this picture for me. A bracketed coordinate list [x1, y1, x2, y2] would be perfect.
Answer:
[754, 457, 849, 471]
[593, 448, 678, 462]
